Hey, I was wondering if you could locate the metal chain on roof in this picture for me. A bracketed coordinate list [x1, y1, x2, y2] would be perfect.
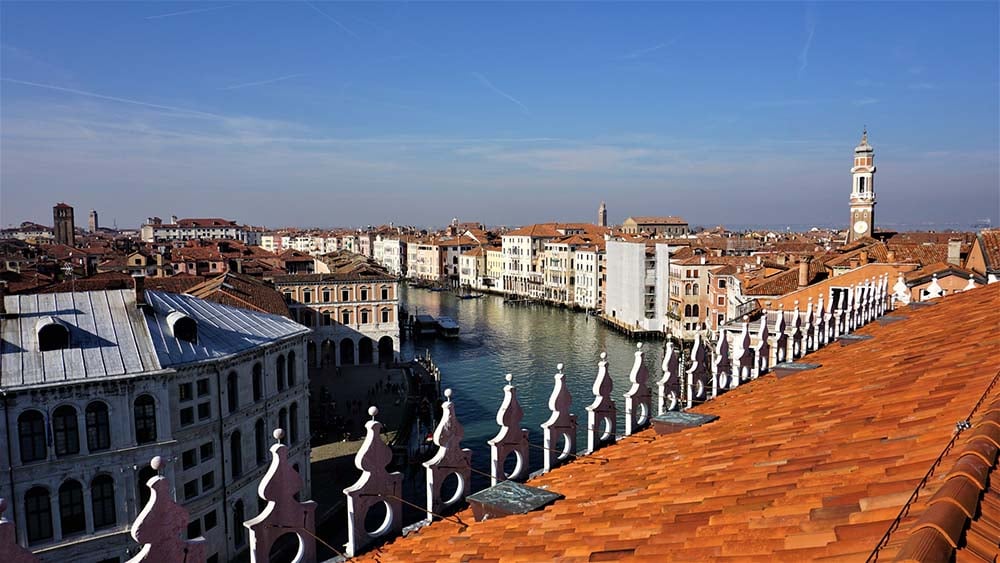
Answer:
[867, 367, 1000, 562]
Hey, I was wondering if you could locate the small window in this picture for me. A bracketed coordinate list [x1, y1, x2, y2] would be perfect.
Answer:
[381, 287, 389, 300]
[25, 486, 52, 543]
[200, 442, 214, 461]
[187, 519, 202, 539]
[303, 290, 312, 304]
[182, 448, 197, 469]
[381, 309, 390, 323]
[341, 310, 351, 324]
[179, 383, 193, 402]
[180, 407, 194, 426]
[718, 279, 727, 289]
[341, 289, 350, 302]
[204, 510, 218, 531]
[227, 371, 239, 413]
[276, 355, 286, 391]
[322, 290, 331, 302]
[59, 480, 86, 536]
[201, 471, 214, 491]
[197, 379, 210, 397]
[360, 288, 368, 301]
[197, 402, 211, 421]
[230, 431, 243, 479]
[255, 418, 267, 465]
[183, 479, 199, 500]
[233, 501, 246, 547]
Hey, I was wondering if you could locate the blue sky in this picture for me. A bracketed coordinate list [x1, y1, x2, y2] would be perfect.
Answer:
[2, 1, 997, 230]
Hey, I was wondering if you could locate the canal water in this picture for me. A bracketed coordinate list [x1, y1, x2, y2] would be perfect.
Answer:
[400, 286, 666, 490]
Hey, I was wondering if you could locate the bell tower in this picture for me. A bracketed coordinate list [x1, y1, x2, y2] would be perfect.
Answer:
[848, 129, 876, 243]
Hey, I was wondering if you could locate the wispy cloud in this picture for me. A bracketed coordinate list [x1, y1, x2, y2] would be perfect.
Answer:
[853, 97, 879, 106]
[472, 72, 530, 116]
[145, 4, 234, 20]
[220, 73, 310, 91]
[304, 1, 359, 39]
[1, 77, 227, 119]
[909, 82, 935, 91]
[618, 38, 678, 60]
[797, 9, 816, 74]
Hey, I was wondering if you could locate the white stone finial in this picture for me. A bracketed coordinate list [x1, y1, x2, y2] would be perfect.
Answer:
[272, 428, 284, 442]
[586, 351, 617, 453]
[658, 341, 682, 413]
[924, 274, 944, 300]
[893, 271, 911, 307]
[556, 363, 564, 372]
[636, 342, 643, 350]
[541, 365, 577, 473]
[505, 373, 513, 384]
[126, 459, 206, 563]
[686, 332, 709, 408]
[368, 405, 379, 418]
[423, 387, 471, 521]
[753, 313, 770, 377]
[623, 342, 651, 435]
[343, 411, 401, 557]
[712, 329, 731, 397]
[965, 277, 977, 292]
[773, 307, 789, 364]
[488, 373, 529, 485]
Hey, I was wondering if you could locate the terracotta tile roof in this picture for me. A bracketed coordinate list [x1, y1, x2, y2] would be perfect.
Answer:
[767, 263, 913, 311]
[978, 230, 1000, 273]
[185, 272, 290, 317]
[359, 285, 1000, 562]
[903, 261, 984, 285]
[743, 259, 826, 296]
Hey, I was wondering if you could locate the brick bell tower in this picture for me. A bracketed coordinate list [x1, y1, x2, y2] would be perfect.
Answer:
[848, 128, 876, 243]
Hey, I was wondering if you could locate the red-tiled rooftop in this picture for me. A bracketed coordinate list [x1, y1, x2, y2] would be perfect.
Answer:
[358, 285, 999, 562]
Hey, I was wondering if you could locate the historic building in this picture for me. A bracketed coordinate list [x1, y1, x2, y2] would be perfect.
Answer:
[848, 129, 877, 243]
[0, 285, 310, 562]
[52, 203, 75, 247]
[274, 252, 399, 368]
[621, 216, 689, 236]
[598, 201, 608, 228]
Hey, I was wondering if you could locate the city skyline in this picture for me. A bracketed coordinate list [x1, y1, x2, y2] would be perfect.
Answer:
[2, 2, 998, 228]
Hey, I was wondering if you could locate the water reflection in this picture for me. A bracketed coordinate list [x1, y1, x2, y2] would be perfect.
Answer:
[400, 286, 665, 488]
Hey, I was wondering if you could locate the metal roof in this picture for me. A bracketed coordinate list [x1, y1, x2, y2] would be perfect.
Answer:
[1, 290, 161, 388]
[1, 289, 310, 390]
[144, 290, 308, 367]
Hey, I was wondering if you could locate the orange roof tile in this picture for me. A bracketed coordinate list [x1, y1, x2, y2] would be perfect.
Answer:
[356, 285, 1000, 562]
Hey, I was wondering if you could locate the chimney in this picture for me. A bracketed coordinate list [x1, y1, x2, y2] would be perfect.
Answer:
[155, 253, 165, 277]
[886, 250, 896, 262]
[798, 257, 811, 288]
[947, 239, 962, 266]
[860, 250, 869, 265]
[134, 275, 147, 308]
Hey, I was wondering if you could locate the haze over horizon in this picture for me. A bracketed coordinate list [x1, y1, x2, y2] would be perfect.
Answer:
[2, 1, 997, 230]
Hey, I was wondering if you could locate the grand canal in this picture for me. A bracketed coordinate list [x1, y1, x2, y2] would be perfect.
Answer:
[399, 285, 667, 487]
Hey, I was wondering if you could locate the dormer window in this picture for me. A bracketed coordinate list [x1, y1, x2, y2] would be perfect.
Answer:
[166, 311, 198, 343]
[36, 317, 70, 351]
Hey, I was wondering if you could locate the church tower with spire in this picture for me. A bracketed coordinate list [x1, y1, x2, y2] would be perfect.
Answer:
[848, 129, 876, 243]
[598, 201, 607, 228]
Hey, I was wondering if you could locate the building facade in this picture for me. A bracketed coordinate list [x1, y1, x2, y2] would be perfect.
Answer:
[603, 240, 671, 332]
[621, 216, 689, 236]
[0, 288, 310, 563]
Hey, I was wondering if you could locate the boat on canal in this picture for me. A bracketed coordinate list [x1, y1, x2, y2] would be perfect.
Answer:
[435, 316, 460, 338]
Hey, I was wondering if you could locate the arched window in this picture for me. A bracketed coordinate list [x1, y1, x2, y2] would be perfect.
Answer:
[381, 308, 390, 323]
[341, 309, 351, 325]
[85, 402, 111, 452]
[59, 480, 85, 536]
[18, 410, 47, 463]
[252, 363, 263, 402]
[287, 351, 296, 387]
[278, 408, 288, 445]
[231, 431, 243, 479]
[360, 288, 369, 301]
[255, 418, 267, 465]
[52, 405, 80, 457]
[380, 286, 389, 300]
[91, 475, 117, 529]
[289, 403, 299, 445]
[137, 464, 157, 508]
[227, 371, 239, 413]
[693, 283, 700, 295]
[684, 304, 692, 317]
[276, 355, 286, 392]
[684, 283, 692, 295]
[360, 309, 370, 324]
[25, 486, 52, 544]
[134, 395, 157, 445]
[692, 304, 700, 318]
[233, 500, 246, 548]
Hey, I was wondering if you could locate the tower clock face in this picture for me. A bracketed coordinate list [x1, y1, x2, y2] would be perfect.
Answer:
[854, 220, 869, 234]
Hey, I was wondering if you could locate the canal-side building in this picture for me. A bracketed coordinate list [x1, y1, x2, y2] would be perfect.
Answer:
[502, 223, 608, 299]
[573, 240, 606, 311]
[603, 239, 671, 332]
[274, 252, 399, 367]
[0, 286, 310, 563]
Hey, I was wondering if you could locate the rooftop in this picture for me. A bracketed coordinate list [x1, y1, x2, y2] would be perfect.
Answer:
[358, 284, 1000, 562]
